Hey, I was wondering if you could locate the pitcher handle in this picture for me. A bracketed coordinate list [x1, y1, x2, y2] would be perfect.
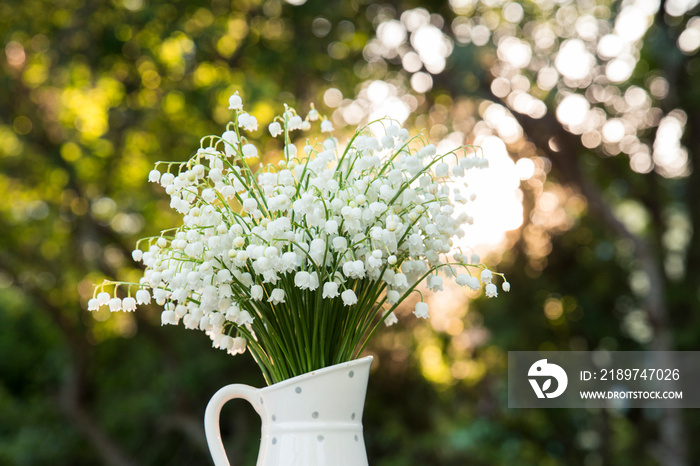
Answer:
[205, 384, 262, 466]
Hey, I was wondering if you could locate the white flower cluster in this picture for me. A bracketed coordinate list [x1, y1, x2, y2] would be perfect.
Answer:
[89, 92, 507, 369]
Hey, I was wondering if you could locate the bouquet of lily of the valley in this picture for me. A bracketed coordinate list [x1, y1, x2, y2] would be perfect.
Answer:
[89, 93, 508, 384]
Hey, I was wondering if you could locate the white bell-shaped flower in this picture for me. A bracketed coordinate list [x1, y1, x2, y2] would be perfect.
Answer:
[228, 92, 243, 110]
[268, 288, 285, 304]
[322, 282, 339, 299]
[413, 302, 429, 319]
[269, 121, 283, 137]
[341, 289, 357, 306]
[485, 283, 498, 298]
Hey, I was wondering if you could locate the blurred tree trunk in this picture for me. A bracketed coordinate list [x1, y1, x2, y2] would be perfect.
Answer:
[434, 64, 691, 463]
[504, 107, 687, 466]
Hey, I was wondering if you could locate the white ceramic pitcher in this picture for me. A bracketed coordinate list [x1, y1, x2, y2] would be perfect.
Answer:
[205, 356, 373, 466]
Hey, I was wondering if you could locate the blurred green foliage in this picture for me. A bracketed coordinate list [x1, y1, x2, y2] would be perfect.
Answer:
[1, 0, 699, 465]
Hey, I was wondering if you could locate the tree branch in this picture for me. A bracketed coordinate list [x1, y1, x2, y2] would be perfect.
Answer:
[0, 255, 139, 466]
